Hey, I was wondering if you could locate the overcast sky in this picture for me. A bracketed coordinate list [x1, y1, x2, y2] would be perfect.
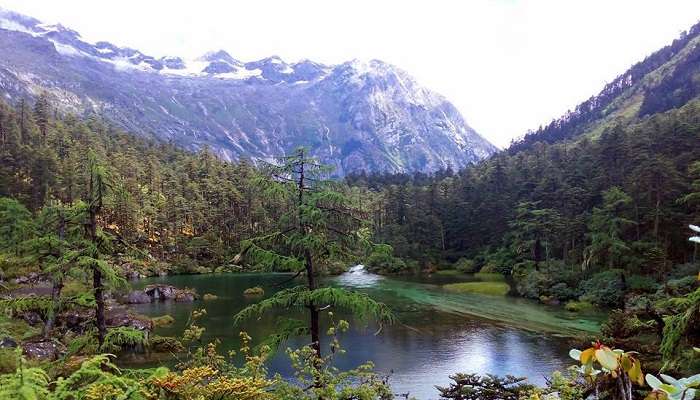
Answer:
[2, 0, 699, 147]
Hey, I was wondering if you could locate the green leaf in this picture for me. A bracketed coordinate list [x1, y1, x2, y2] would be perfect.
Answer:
[569, 349, 582, 361]
[647, 374, 663, 390]
[595, 348, 619, 370]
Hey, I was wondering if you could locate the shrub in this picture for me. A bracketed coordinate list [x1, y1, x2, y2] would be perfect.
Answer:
[601, 309, 645, 339]
[663, 275, 698, 296]
[366, 245, 408, 274]
[565, 301, 594, 312]
[513, 263, 548, 299]
[150, 335, 184, 353]
[454, 258, 478, 273]
[579, 269, 626, 307]
[436, 373, 534, 400]
[627, 274, 659, 293]
[550, 282, 580, 301]
[667, 263, 699, 280]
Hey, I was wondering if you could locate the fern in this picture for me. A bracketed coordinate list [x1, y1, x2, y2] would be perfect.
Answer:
[0, 296, 53, 318]
[101, 327, 148, 353]
[52, 354, 146, 400]
[0, 349, 50, 400]
[660, 287, 700, 367]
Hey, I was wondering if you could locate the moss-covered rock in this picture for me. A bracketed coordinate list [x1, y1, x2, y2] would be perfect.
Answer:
[243, 287, 264, 296]
[151, 315, 175, 327]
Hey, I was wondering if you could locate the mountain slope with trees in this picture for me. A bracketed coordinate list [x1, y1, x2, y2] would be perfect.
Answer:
[509, 20, 700, 153]
[0, 8, 496, 176]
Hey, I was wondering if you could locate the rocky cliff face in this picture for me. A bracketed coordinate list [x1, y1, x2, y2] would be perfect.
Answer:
[0, 8, 497, 174]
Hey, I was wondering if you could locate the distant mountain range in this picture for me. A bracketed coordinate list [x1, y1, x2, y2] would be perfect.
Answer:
[509, 20, 700, 153]
[0, 8, 497, 175]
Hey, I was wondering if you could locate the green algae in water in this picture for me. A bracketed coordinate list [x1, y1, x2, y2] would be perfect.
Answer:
[443, 281, 510, 296]
[473, 272, 506, 282]
[128, 271, 606, 399]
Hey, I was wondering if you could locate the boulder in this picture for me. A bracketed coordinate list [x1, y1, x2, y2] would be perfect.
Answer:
[22, 340, 65, 361]
[19, 311, 43, 326]
[57, 308, 95, 333]
[123, 290, 152, 304]
[175, 291, 196, 302]
[0, 337, 17, 348]
[106, 313, 153, 331]
[144, 284, 178, 300]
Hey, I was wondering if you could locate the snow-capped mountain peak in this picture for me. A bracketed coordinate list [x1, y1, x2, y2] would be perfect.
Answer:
[0, 7, 497, 174]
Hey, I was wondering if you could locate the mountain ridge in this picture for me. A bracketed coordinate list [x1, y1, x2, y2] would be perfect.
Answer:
[508, 19, 700, 153]
[0, 8, 497, 175]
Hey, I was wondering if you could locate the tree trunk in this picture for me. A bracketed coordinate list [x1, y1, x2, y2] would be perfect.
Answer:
[307, 251, 321, 359]
[88, 170, 107, 347]
[94, 267, 106, 346]
[653, 194, 661, 241]
[43, 277, 63, 337]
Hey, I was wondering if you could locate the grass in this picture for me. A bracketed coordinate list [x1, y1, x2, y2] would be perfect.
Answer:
[474, 272, 506, 282]
[442, 282, 510, 296]
[434, 269, 462, 276]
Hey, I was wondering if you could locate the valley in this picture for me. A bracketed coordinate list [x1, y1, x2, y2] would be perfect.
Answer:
[0, 4, 698, 400]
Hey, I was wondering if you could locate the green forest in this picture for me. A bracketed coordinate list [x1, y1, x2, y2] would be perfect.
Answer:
[0, 87, 698, 398]
[0, 68, 699, 400]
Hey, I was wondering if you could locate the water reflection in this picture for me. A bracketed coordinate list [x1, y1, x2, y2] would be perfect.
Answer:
[130, 269, 597, 399]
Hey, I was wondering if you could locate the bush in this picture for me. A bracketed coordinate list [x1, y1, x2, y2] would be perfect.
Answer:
[627, 274, 658, 293]
[550, 282, 580, 301]
[663, 275, 698, 296]
[601, 309, 645, 339]
[565, 301, 594, 312]
[454, 258, 478, 273]
[366, 245, 408, 274]
[667, 263, 699, 280]
[579, 270, 626, 307]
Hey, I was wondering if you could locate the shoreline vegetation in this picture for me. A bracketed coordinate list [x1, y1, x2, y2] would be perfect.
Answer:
[0, 85, 698, 397]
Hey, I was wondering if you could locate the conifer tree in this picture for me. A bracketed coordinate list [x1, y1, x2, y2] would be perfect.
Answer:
[77, 152, 126, 346]
[233, 148, 393, 361]
[25, 201, 79, 336]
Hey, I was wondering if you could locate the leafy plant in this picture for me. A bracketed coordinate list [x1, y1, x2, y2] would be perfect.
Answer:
[645, 373, 700, 400]
[569, 342, 644, 400]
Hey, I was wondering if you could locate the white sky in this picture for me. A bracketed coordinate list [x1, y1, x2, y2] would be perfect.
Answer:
[2, 0, 699, 148]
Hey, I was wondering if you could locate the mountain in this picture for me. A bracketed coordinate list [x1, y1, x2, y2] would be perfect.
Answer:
[509, 20, 700, 153]
[0, 8, 497, 175]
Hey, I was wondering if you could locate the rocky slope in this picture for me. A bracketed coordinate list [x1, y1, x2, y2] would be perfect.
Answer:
[0, 8, 497, 174]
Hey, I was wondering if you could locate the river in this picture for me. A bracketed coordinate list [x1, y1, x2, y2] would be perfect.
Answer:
[127, 267, 605, 399]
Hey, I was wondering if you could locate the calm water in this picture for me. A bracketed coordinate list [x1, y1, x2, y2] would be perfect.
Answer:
[128, 268, 604, 399]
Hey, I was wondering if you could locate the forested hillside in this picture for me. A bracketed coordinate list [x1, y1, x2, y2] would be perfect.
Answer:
[0, 97, 346, 276]
[351, 99, 700, 286]
[509, 20, 700, 153]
